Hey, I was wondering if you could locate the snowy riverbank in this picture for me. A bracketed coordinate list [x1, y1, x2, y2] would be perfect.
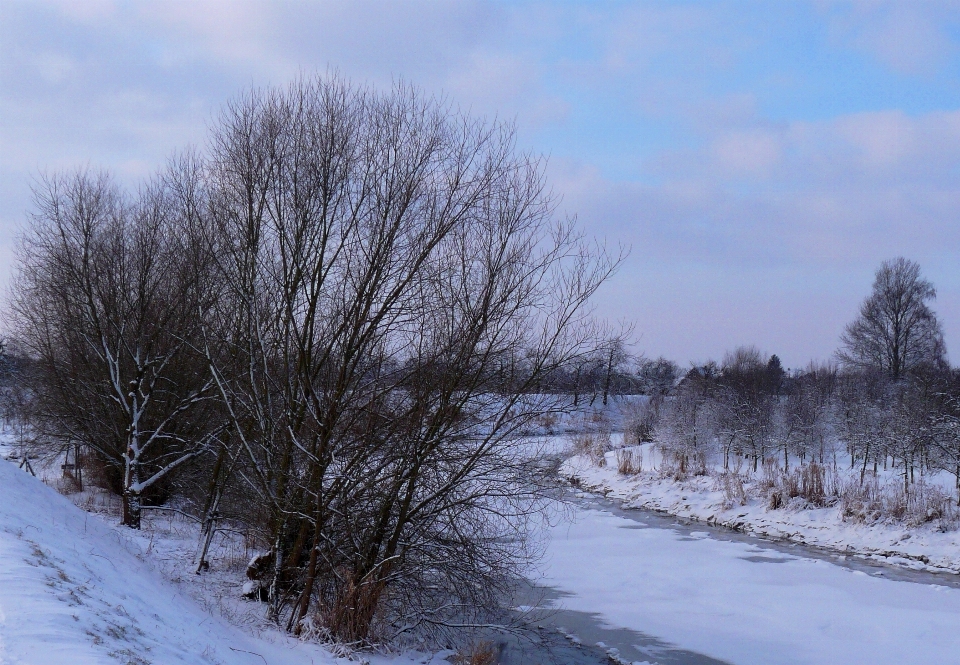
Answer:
[0, 457, 453, 665]
[560, 445, 960, 576]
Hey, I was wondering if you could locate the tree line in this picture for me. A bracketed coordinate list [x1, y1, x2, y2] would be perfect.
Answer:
[648, 258, 960, 506]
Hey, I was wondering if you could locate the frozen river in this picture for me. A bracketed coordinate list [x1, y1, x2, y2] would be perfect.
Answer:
[520, 496, 960, 665]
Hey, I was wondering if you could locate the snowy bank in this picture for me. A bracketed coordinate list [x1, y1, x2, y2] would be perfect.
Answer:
[0, 458, 450, 665]
[560, 447, 960, 575]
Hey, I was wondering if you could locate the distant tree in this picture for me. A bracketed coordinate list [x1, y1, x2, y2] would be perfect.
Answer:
[783, 362, 836, 467]
[933, 375, 960, 505]
[838, 258, 946, 381]
[658, 364, 716, 471]
[638, 356, 680, 396]
[765, 354, 785, 394]
[718, 346, 776, 472]
[598, 324, 635, 406]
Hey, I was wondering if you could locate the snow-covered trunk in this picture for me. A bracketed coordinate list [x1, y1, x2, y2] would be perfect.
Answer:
[122, 457, 142, 529]
[267, 541, 284, 621]
[121, 371, 144, 530]
[860, 440, 871, 485]
[955, 463, 959, 506]
[195, 492, 221, 574]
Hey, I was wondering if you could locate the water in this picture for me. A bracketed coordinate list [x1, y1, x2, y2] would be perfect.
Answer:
[506, 491, 960, 664]
[583, 493, 960, 589]
[492, 584, 733, 665]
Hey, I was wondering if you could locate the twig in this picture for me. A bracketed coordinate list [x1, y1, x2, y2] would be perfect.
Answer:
[229, 646, 268, 664]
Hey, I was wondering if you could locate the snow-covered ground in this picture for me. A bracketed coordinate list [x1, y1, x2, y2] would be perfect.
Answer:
[561, 443, 960, 575]
[7, 410, 960, 665]
[0, 457, 451, 665]
[539, 501, 960, 665]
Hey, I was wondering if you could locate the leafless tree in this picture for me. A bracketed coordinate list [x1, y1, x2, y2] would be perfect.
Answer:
[933, 385, 960, 505]
[598, 323, 635, 406]
[716, 347, 777, 472]
[638, 356, 679, 397]
[657, 364, 717, 473]
[11, 169, 224, 528]
[783, 362, 836, 467]
[838, 257, 946, 381]
[195, 75, 619, 644]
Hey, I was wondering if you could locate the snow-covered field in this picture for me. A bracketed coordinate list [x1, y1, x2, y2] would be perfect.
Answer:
[561, 443, 960, 575]
[540, 501, 960, 665]
[0, 457, 450, 665]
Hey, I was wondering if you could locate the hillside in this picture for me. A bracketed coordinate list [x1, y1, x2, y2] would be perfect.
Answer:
[0, 459, 447, 665]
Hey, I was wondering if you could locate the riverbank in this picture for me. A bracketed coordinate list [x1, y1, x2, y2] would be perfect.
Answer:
[560, 448, 960, 576]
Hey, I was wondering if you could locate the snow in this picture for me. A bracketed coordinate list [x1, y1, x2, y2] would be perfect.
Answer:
[562, 443, 960, 574]
[540, 503, 960, 665]
[0, 457, 450, 665]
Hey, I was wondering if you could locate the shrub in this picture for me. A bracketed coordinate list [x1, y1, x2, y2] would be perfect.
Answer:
[570, 426, 612, 466]
[716, 471, 747, 508]
[839, 476, 957, 528]
[615, 447, 643, 475]
[453, 641, 498, 665]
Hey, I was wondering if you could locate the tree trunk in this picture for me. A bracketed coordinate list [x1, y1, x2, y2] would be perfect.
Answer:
[122, 488, 141, 529]
[860, 441, 870, 485]
[122, 457, 141, 529]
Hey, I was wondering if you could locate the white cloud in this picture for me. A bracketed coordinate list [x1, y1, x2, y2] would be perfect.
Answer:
[710, 129, 782, 175]
[826, 1, 959, 75]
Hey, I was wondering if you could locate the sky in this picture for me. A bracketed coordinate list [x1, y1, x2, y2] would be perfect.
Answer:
[2, 0, 960, 369]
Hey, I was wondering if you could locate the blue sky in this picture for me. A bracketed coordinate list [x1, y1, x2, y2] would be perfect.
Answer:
[3, 0, 960, 367]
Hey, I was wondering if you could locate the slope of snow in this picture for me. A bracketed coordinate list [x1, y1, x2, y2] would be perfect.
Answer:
[541, 503, 960, 665]
[562, 447, 960, 574]
[0, 458, 448, 665]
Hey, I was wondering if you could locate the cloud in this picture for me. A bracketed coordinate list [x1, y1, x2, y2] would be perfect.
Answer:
[826, 1, 960, 75]
[4, 1, 960, 366]
[548, 106, 960, 364]
[710, 129, 783, 175]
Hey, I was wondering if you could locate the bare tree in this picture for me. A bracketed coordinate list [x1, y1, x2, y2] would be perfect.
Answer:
[783, 362, 836, 467]
[657, 364, 716, 473]
[638, 356, 679, 397]
[11, 170, 223, 528]
[716, 347, 777, 472]
[197, 75, 618, 644]
[934, 382, 960, 505]
[838, 257, 946, 381]
[598, 323, 635, 406]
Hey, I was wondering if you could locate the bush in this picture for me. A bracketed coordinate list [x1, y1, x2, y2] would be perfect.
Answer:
[615, 447, 642, 475]
[839, 476, 957, 528]
[570, 427, 612, 466]
[453, 641, 498, 665]
[716, 471, 747, 508]
[766, 462, 831, 510]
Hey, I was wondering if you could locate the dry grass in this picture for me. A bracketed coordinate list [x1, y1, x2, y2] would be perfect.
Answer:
[766, 462, 831, 510]
[570, 427, 612, 466]
[839, 476, 958, 529]
[452, 641, 498, 665]
[536, 412, 559, 434]
[656, 445, 708, 481]
[716, 471, 747, 508]
[615, 447, 643, 475]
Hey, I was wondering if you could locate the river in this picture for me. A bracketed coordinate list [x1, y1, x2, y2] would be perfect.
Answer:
[490, 492, 960, 665]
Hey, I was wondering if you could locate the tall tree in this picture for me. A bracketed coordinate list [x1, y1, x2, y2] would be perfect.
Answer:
[838, 257, 946, 381]
[199, 75, 619, 642]
[12, 170, 223, 528]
